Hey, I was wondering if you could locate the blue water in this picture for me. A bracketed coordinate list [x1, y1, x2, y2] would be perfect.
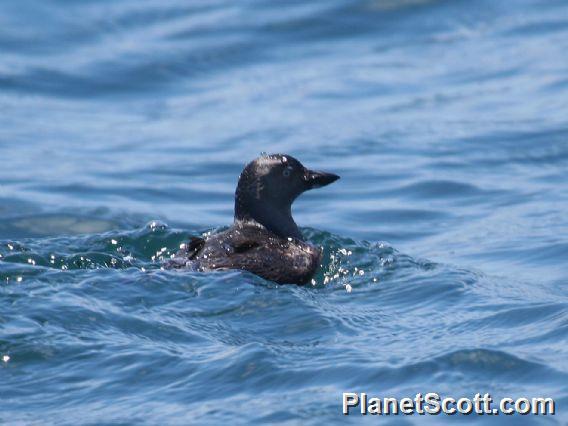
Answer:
[1, 0, 567, 424]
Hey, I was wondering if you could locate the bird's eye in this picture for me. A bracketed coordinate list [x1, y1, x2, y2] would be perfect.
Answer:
[282, 168, 291, 178]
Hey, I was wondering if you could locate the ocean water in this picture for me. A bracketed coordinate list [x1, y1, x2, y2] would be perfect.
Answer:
[1, 0, 567, 424]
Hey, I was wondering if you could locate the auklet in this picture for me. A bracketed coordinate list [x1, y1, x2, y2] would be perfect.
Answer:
[167, 154, 339, 284]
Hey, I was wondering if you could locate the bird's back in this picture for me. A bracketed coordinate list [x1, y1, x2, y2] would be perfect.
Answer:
[170, 224, 322, 284]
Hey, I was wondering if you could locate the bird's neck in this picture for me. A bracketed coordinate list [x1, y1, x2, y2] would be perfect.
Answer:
[234, 196, 303, 241]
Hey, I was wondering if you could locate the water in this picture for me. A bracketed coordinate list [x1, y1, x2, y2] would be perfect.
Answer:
[1, 0, 567, 423]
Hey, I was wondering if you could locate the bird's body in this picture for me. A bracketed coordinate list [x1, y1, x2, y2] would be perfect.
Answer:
[168, 221, 322, 284]
[167, 154, 339, 284]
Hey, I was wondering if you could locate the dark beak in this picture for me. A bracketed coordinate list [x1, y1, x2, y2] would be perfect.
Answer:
[304, 169, 340, 189]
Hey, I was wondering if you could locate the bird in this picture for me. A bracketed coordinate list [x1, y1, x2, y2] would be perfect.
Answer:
[167, 153, 339, 284]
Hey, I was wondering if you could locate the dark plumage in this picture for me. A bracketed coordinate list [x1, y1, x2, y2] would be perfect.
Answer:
[167, 154, 339, 284]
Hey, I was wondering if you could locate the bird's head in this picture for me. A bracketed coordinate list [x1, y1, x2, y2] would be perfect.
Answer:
[234, 153, 340, 240]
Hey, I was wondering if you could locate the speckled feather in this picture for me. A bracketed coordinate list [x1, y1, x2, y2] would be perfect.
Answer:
[168, 222, 322, 285]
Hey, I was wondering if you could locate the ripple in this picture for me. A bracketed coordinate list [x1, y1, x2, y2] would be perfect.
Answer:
[1, 224, 567, 422]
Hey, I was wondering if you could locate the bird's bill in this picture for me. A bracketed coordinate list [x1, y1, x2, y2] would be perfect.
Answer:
[304, 169, 340, 189]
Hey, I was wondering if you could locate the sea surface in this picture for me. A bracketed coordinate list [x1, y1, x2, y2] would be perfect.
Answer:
[1, 0, 567, 424]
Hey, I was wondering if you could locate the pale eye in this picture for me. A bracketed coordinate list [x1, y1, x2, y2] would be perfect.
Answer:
[282, 168, 291, 178]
